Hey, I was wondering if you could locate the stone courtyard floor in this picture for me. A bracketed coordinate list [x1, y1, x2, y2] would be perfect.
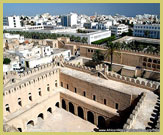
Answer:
[26, 107, 97, 132]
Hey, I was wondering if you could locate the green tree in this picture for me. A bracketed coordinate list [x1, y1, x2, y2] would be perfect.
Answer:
[3, 58, 11, 65]
[92, 50, 104, 64]
[105, 41, 121, 71]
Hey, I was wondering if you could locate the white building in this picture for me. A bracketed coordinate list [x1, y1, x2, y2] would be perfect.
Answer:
[111, 24, 128, 36]
[133, 24, 160, 39]
[3, 33, 24, 43]
[13, 45, 71, 69]
[3, 16, 21, 28]
[61, 13, 78, 27]
[5, 26, 111, 44]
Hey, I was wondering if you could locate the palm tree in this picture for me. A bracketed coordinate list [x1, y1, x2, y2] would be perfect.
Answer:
[105, 41, 121, 71]
[92, 50, 104, 64]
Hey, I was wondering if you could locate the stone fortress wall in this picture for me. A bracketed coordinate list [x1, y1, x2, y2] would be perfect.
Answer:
[123, 92, 146, 129]
[3, 37, 160, 132]
[25, 37, 160, 72]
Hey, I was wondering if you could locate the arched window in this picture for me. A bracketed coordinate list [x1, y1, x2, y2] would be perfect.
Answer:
[143, 57, 147, 62]
[87, 111, 94, 124]
[55, 80, 58, 87]
[143, 62, 146, 67]
[5, 104, 10, 112]
[47, 84, 50, 91]
[148, 58, 152, 62]
[38, 88, 42, 96]
[28, 93, 32, 101]
[147, 63, 151, 68]
[18, 98, 22, 106]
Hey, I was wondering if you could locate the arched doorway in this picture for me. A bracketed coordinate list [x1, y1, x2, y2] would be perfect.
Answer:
[17, 128, 22, 132]
[37, 113, 44, 120]
[47, 107, 52, 113]
[62, 99, 66, 110]
[98, 116, 106, 129]
[55, 102, 59, 107]
[87, 111, 94, 124]
[78, 106, 84, 119]
[69, 102, 74, 114]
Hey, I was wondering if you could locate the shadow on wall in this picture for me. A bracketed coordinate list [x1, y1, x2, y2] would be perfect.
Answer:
[94, 94, 142, 131]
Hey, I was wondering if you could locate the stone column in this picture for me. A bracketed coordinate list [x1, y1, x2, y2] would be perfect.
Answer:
[65, 100, 69, 112]
[74, 104, 78, 116]
[94, 113, 98, 126]
[84, 108, 87, 120]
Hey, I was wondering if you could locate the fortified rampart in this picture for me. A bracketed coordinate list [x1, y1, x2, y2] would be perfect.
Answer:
[123, 92, 146, 129]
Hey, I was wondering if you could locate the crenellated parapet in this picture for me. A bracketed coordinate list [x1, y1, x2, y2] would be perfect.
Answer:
[104, 71, 159, 91]
[3, 68, 60, 97]
[123, 92, 146, 130]
[68, 42, 160, 57]
[63, 62, 95, 74]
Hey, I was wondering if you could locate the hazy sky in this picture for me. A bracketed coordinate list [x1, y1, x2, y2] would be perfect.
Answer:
[3, 3, 160, 17]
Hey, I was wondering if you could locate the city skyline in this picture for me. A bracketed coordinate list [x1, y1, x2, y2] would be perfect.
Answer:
[3, 3, 160, 17]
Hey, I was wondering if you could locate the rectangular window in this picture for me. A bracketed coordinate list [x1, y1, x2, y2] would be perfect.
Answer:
[93, 95, 96, 101]
[61, 82, 63, 87]
[67, 84, 69, 89]
[55, 80, 58, 87]
[104, 99, 106, 105]
[74, 87, 77, 93]
[83, 91, 86, 97]
[115, 103, 119, 109]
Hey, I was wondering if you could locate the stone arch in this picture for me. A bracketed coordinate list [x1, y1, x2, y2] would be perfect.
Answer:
[143, 62, 146, 67]
[148, 58, 152, 62]
[17, 128, 22, 132]
[153, 59, 157, 63]
[157, 65, 160, 69]
[98, 116, 106, 129]
[78, 106, 84, 119]
[152, 64, 156, 69]
[37, 113, 44, 120]
[87, 111, 94, 124]
[62, 99, 66, 110]
[69, 102, 74, 114]
[55, 102, 59, 107]
[143, 57, 147, 62]
[27, 120, 34, 127]
[47, 107, 52, 113]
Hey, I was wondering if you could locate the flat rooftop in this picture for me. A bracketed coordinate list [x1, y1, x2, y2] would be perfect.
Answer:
[113, 36, 160, 45]
[26, 107, 96, 132]
[60, 67, 155, 96]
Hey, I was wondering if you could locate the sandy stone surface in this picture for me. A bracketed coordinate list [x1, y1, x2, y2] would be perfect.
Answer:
[26, 107, 97, 132]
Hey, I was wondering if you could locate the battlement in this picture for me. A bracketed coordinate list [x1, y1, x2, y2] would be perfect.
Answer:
[63, 61, 95, 74]
[123, 92, 146, 130]
[3, 68, 60, 97]
[68, 42, 160, 57]
[3, 61, 59, 88]
[104, 71, 159, 91]
[63, 62, 159, 91]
